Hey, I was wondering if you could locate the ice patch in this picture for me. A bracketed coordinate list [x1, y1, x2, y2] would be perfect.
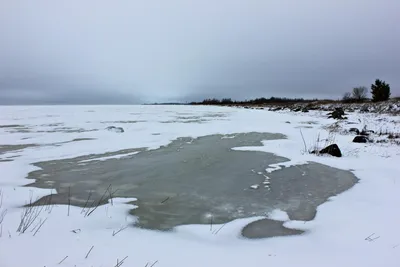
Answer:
[79, 152, 139, 163]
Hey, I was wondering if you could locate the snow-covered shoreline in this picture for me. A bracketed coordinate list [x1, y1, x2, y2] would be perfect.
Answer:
[0, 105, 399, 267]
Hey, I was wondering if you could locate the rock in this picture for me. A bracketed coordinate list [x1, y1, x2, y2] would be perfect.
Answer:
[301, 108, 309, 113]
[293, 107, 301, 112]
[306, 104, 318, 110]
[318, 144, 342, 157]
[272, 107, 282, 111]
[327, 107, 347, 120]
[360, 105, 369, 113]
[106, 126, 124, 133]
[285, 121, 291, 124]
[349, 128, 360, 134]
[353, 136, 369, 143]
[388, 133, 400, 139]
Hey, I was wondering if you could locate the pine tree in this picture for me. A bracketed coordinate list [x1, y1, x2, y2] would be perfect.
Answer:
[371, 79, 390, 102]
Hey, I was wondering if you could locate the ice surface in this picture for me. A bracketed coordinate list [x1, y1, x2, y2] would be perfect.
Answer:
[25, 133, 356, 233]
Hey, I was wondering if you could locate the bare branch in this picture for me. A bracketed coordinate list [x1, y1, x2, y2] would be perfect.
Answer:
[86, 184, 112, 217]
[299, 129, 307, 153]
[81, 191, 92, 214]
[114, 256, 128, 267]
[58, 256, 68, 265]
[33, 218, 47, 236]
[150, 260, 159, 267]
[85, 245, 94, 259]
[112, 225, 128, 237]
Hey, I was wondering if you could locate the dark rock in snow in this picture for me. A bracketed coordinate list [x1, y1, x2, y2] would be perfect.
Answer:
[353, 136, 369, 143]
[318, 144, 342, 157]
[301, 108, 309, 113]
[360, 105, 369, 113]
[349, 128, 360, 134]
[327, 107, 347, 120]
[306, 104, 318, 110]
[106, 126, 124, 133]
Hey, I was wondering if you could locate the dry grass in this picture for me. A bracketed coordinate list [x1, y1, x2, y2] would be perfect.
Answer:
[0, 189, 7, 238]
[302, 128, 337, 155]
[0, 189, 6, 224]
[16, 192, 52, 234]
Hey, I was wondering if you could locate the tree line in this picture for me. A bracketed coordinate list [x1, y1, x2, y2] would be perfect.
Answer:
[343, 79, 391, 103]
[190, 97, 318, 105]
[192, 79, 392, 106]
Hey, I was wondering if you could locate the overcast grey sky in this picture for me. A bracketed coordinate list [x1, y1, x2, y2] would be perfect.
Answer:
[1, 0, 399, 104]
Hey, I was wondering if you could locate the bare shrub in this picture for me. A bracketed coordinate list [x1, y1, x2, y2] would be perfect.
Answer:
[342, 92, 353, 103]
[17, 194, 45, 234]
[342, 86, 368, 102]
[352, 86, 368, 101]
[0, 189, 7, 225]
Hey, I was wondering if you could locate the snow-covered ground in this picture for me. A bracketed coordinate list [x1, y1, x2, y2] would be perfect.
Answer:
[0, 105, 399, 267]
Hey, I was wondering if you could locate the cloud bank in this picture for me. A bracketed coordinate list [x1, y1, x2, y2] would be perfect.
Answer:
[1, 0, 399, 104]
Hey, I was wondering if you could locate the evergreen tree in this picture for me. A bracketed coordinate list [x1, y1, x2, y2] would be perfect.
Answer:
[371, 79, 390, 102]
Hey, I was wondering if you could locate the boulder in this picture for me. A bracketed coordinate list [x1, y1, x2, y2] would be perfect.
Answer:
[327, 107, 347, 120]
[318, 144, 342, 157]
[349, 128, 360, 134]
[305, 104, 319, 110]
[301, 108, 309, 113]
[360, 105, 369, 113]
[353, 135, 369, 143]
[106, 126, 124, 133]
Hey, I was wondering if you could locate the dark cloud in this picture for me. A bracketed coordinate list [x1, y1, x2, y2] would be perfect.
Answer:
[0, 75, 138, 104]
[0, 0, 399, 104]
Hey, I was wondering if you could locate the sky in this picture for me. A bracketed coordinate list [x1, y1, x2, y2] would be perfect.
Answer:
[0, 0, 399, 104]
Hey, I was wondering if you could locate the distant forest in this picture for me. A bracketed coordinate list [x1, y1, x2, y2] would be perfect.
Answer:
[190, 97, 320, 105]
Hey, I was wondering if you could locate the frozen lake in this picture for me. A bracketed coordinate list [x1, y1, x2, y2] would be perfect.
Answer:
[27, 132, 357, 238]
[1, 105, 399, 267]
